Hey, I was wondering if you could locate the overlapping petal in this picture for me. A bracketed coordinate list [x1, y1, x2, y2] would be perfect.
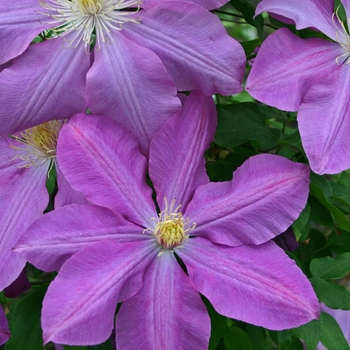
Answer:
[57, 114, 156, 226]
[0, 1, 50, 64]
[298, 65, 350, 174]
[0, 36, 88, 136]
[42, 239, 156, 345]
[149, 91, 215, 211]
[16, 204, 144, 272]
[122, 2, 245, 95]
[178, 238, 319, 330]
[246, 28, 341, 111]
[185, 154, 310, 246]
[256, 0, 336, 40]
[87, 31, 181, 156]
[116, 250, 210, 350]
[143, 0, 229, 10]
[0, 307, 9, 346]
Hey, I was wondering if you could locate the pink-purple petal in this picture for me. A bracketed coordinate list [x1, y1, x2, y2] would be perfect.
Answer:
[246, 28, 341, 111]
[0, 1, 51, 64]
[116, 249, 210, 350]
[57, 114, 156, 226]
[87, 31, 181, 156]
[149, 91, 215, 211]
[0, 307, 9, 346]
[0, 37, 88, 136]
[122, 2, 245, 95]
[256, 0, 336, 40]
[178, 238, 319, 330]
[298, 65, 350, 174]
[142, 0, 229, 10]
[42, 239, 156, 345]
[186, 154, 310, 246]
[16, 204, 145, 272]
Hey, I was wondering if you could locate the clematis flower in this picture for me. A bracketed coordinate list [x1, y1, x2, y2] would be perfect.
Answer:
[16, 91, 319, 347]
[0, 307, 10, 346]
[0, 120, 86, 291]
[246, 0, 350, 174]
[0, 0, 245, 154]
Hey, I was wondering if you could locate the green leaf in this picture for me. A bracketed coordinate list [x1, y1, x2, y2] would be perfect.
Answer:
[319, 312, 350, 350]
[291, 318, 320, 350]
[309, 197, 334, 228]
[327, 231, 350, 254]
[310, 277, 350, 309]
[310, 253, 350, 279]
[292, 204, 310, 241]
[269, 330, 292, 350]
[206, 299, 227, 350]
[223, 326, 252, 350]
[5, 289, 46, 350]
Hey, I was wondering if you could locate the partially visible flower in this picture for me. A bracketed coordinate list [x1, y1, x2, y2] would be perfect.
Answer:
[0, 307, 10, 346]
[17, 91, 319, 347]
[0, 120, 86, 291]
[4, 268, 31, 299]
[246, 0, 350, 174]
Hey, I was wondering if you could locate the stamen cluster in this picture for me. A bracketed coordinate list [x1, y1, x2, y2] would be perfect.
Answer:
[332, 6, 350, 65]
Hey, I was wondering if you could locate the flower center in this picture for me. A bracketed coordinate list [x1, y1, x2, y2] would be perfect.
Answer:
[148, 198, 195, 250]
[10, 120, 63, 170]
[39, 0, 141, 52]
[332, 6, 350, 65]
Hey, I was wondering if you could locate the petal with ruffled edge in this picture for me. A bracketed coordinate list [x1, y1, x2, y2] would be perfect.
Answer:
[42, 239, 156, 345]
[142, 0, 229, 10]
[185, 154, 310, 247]
[54, 162, 88, 208]
[298, 65, 350, 174]
[116, 249, 210, 350]
[16, 204, 145, 272]
[57, 114, 156, 227]
[0, 306, 9, 346]
[87, 31, 181, 156]
[246, 28, 342, 111]
[0, 1, 51, 64]
[256, 0, 336, 40]
[0, 138, 48, 290]
[178, 238, 319, 330]
[122, 2, 245, 95]
[149, 91, 215, 211]
[0, 36, 88, 136]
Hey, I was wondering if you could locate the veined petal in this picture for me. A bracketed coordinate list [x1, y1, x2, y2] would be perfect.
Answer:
[0, 1, 51, 64]
[186, 154, 310, 247]
[149, 91, 215, 211]
[55, 162, 88, 208]
[116, 250, 210, 350]
[256, 0, 336, 40]
[142, 0, 229, 10]
[246, 28, 341, 111]
[87, 31, 181, 156]
[57, 114, 156, 226]
[178, 238, 319, 330]
[42, 239, 157, 345]
[0, 36, 88, 136]
[0, 307, 9, 346]
[0, 145, 48, 289]
[342, 0, 350, 17]
[122, 2, 245, 95]
[298, 65, 350, 174]
[16, 204, 145, 272]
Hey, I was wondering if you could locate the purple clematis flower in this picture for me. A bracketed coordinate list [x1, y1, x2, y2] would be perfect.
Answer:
[0, 121, 86, 291]
[16, 91, 319, 347]
[246, 0, 350, 174]
[0, 307, 10, 346]
[0, 0, 245, 154]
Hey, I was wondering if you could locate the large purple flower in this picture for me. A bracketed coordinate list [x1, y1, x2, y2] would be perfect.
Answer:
[0, 121, 86, 291]
[16, 91, 319, 347]
[246, 0, 350, 174]
[0, 0, 245, 154]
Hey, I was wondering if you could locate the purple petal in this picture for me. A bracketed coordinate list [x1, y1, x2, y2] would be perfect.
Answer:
[149, 91, 215, 211]
[87, 31, 181, 156]
[42, 239, 156, 345]
[16, 204, 145, 272]
[57, 114, 156, 226]
[246, 28, 341, 111]
[4, 268, 30, 298]
[0, 37, 88, 136]
[0, 307, 9, 346]
[342, 0, 350, 17]
[178, 238, 319, 330]
[143, 0, 229, 10]
[122, 2, 245, 95]
[0, 1, 50, 64]
[116, 250, 210, 350]
[55, 162, 88, 208]
[298, 65, 350, 174]
[185, 154, 310, 246]
[256, 0, 336, 40]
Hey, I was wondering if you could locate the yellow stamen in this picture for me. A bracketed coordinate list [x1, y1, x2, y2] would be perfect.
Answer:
[78, 0, 102, 15]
